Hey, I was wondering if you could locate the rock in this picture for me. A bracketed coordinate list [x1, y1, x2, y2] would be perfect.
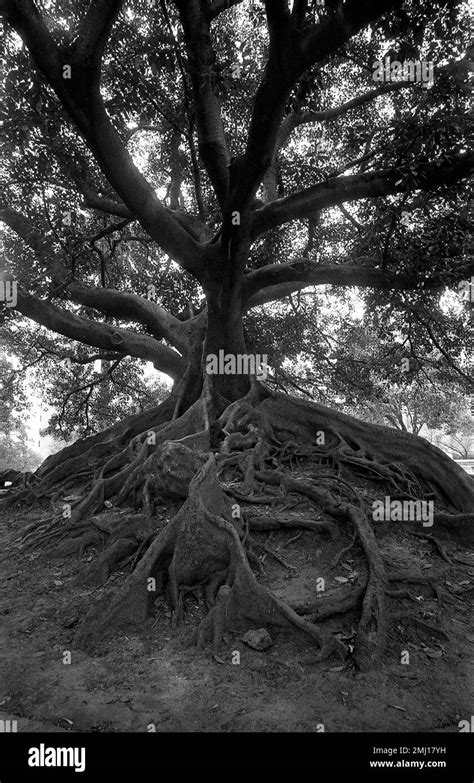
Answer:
[150, 442, 207, 499]
[242, 628, 273, 651]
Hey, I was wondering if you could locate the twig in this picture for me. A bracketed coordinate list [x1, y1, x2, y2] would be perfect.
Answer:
[282, 530, 303, 548]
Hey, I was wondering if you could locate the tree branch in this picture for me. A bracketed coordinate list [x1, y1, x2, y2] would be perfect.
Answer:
[412, 311, 474, 388]
[70, 0, 123, 66]
[65, 282, 189, 353]
[299, 0, 403, 71]
[80, 188, 134, 219]
[0, 205, 192, 358]
[1, 0, 206, 278]
[47, 349, 124, 365]
[276, 60, 467, 152]
[225, 0, 403, 217]
[81, 186, 212, 242]
[244, 259, 449, 309]
[0, 204, 50, 254]
[174, 0, 230, 207]
[207, 0, 244, 21]
[14, 292, 185, 381]
[252, 152, 474, 236]
[338, 203, 363, 231]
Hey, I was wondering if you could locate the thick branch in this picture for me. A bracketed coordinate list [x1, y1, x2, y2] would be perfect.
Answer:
[80, 188, 134, 219]
[299, 0, 403, 71]
[207, 0, 244, 20]
[226, 0, 402, 215]
[14, 292, 185, 381]
[174, 0, 230, 207]
[245, 260, 446, 309]
[252, 152, 474, 236]
[70, 0, 123, 66]
[81, 187, 212, 241]
[0, 204, 50, 254]
[0, 204, 192, 357]
[222, 0, 294, 217]
[66, 283, 189, 353]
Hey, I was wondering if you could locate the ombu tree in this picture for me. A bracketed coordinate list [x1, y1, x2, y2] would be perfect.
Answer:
[1, 0, 473, 670]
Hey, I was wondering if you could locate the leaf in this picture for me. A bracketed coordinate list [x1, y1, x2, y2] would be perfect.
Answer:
[213, 655, 226, 664]
[334, 576, 349, 583]
[425, 649, 443, 659]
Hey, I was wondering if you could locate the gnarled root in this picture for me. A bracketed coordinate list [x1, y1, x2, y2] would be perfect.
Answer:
[74, 456, 343, 662]
[7, 378, 471, 672]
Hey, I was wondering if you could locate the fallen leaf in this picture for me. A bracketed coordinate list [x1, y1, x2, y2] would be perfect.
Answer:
[424, 647, 443, 658]
[334, 577, 349, 583]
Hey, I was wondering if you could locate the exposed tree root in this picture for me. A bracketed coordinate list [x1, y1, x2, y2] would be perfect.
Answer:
[409, 531, 454, 565]
[349, 508, 387, 670]
[386, 571, 443, 610]
[247, 536, 298, 570]
[4, 379, 472, 671]
[290, 576, 367, 621]
[74, 456, 343, 661]
[330, 530, 358, 568]
[389, 613, 449, 641]
[244, 510, 338, 538]
[257, 391, 474, 516]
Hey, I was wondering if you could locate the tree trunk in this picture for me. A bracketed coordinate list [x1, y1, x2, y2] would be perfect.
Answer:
[202, 245, 251, 401]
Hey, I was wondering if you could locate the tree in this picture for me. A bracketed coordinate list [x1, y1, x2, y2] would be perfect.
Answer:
[1, 0, 473, 670]
[0, 357, 42, 472]
[429, 397, 474, 459]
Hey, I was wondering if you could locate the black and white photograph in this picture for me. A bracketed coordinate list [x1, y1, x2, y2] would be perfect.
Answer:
[0, 0, 472, 776]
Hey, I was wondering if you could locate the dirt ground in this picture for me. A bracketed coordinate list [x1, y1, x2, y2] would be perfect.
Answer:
[0, 485, 472, 734]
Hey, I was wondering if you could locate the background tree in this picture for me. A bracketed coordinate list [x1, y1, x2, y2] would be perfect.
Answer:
[0, 356, 42, 471]
[1, 0, 473, 670]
